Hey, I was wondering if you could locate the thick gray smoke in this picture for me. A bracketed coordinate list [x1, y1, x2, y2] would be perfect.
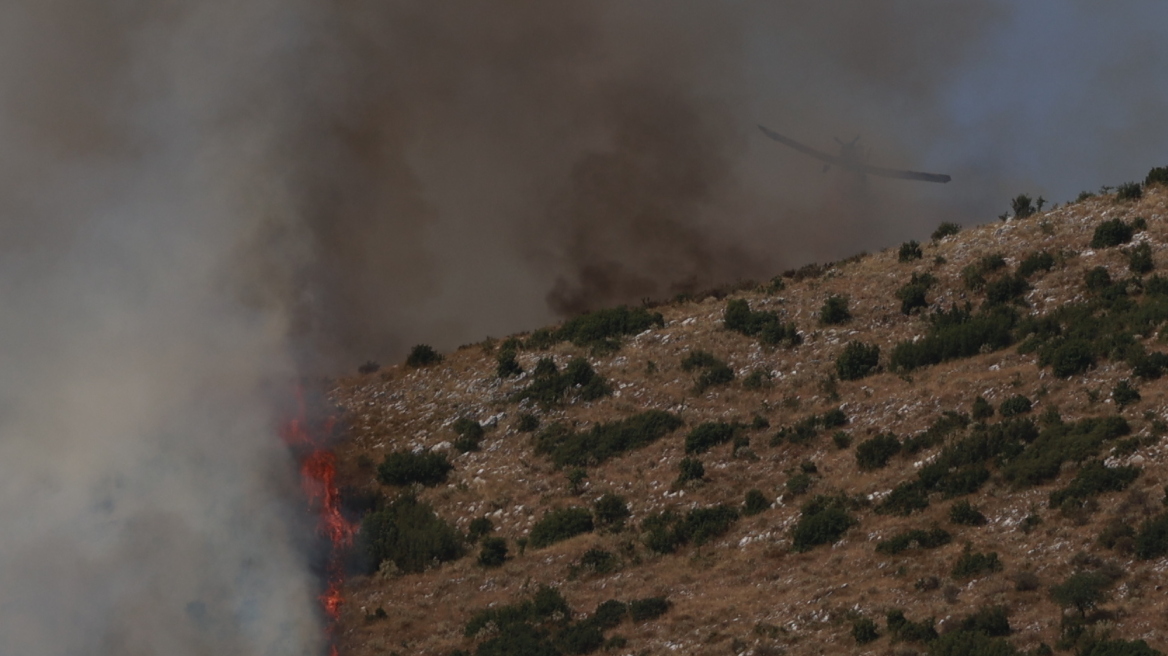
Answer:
[4, 2, 1168, 653]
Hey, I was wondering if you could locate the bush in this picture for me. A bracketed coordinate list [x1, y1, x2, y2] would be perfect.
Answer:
[592, 600, 628, 629]
[533, 410, 683, 468]
[933, 222, 961, 241]
[517, 413, 540, 432]
[642, 505, 739, 553]
[724, 299, 801, 347]
[1018, 251, 1055, 278]
[529, 507, 595, 548]
[1048, 461, 1141, 509]
[1012, 194, 1036, 219]
[897, 273, 937, 314]
[362, 494, 465, 573]
[832, 431, 853, 449]
[555, 306, 664, 349]
[951, 545, 1002, 579]
[1128, 242, 1154, 274]
[1113, 380, 1141, 407]
[594, 493, 630, 529]
[453, 417, 486, 452]
[467, 517, 494, 543]
[515, 357, 612, 407]
[1050, 571, 1110, 615]
[1092, 219, 1135, 248]
[628, 597, 670, 622]
[950, 500, 988, 526]
[377, 450, 453, 487]
[876, 527, 952, 555]
[886, 609, 938, 644]
[358, 360, 380, 374]
[1000, 416, 1130, 487]
[820, 295, 852, 324]
[791, 495, 857, 551]
[956, 605, 1011, 637]
[681, 350, 722, 371]
[405, 344, 443, 367]
[694, 364, 735, 393]
[964, 254, 1008, 290]
[856, 432, 901, 470]
[786, 472, 813, 497]
[1081, 640, 1164, 656]
[743, 368, 773, 390]
[998, 395, 1032, 418]
[972, 395, 994, 421]
[890, 306, 1016, 372]
[899, 240, 924, 262]
[676, 457, 705, 484]
[877, 481, 930, 516]
[836, 341, 880, 380]
[984, 275, 1030, 306]
[479, 537, 508, 567]
[1047, 339, 1096, 378]
[496, 348, 523, 378]
[853, 617, 880, 644]
[686, 422, 738, 454]
[743, 489, 771, 516]
[1135, 511, 1168, 559]
[1116, 181, 1143, 202]
[1147, 166, 1168, 187]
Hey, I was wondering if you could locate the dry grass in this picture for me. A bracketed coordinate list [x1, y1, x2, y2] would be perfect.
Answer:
[330, 188, 1168, 655]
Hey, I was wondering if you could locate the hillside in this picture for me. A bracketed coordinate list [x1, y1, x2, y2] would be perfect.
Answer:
[328, 180, 1168, 656]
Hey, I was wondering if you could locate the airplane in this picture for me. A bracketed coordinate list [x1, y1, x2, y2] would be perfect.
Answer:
[758, 124, 951, 183]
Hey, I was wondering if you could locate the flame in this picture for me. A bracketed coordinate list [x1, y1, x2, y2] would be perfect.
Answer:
[281, 387, 356, 654]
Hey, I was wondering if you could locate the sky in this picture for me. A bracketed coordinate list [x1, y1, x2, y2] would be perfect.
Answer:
[0, 2, 1167, 654]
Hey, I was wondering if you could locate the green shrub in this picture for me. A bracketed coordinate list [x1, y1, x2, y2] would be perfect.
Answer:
[1000, 416, 1130, 487]
[951, 545, 1002, 579]
[932, 222, 961, 241]
[899, 240, 924, 262]
[837, 341, 880, 380]
[405, 344, 443, 367]
[876, 527, 951, 555]
[555, 306, 664, 349]
[377, 450, 453, 487]
[1098, 519, 1136, 550]
[1012, 194, 1036, 219]
[592, 600, 628, 629]
[820, 295, 853, 324]
[1049, 461, 1141, 508]
[1135, 511, 1168, 559]
[676, 457, 705, 484]
[529, 507, 594, 548]
[517, 413, 540, 432]
[856, 432, 901, 470]
[496, 348, 523, 378]
[1018, 251, 1055, 278]
[1116, 181, 1143, 202]
[886, 609, 938, 644]
[972, 395, 994, 421]
[786, 472, 813, 497]
[950, 500, 988, 526]
[984, 275, 1030, 306]
[694, 363, 735, 393]
[832, 431, 853, 449]
[1050, 571, 1110, 615]
[358, 360, 380, 375]
[642, 505, 739, 553]
[1113, 380, 1141, 407]
[1128, 242, 1154, 274]
[533, 410, 682, 468]
[575, 547, 618, 576]
[877, 481, 930, 516]
[594, 493, 630, 529]
[853, 617, 880, 644]
[743, 489, 771, 516]
[956, 605, 1011, 637]
[453, 417, 486, 452]
[890, 306, 1016, 372]
[467, 517, 494, 543]
[1081, 640, 1164, 656]
[362, 494, 465, 573]
[743, 368, 773, 390]
[479, 537, 508, 567]
[903, 411, 970, 454]
[680, 350, 721, 371]
[1045, 338, 1097, 377]
[791, 495, 857, 551]
[1147, 166, 1168, 187]
[628, 597, 670, 622]
[724, 299, 801, 347]
[929, 631, 1019, 656]
[515, 357, 612, 407]
[897, 273, 937, 314]
[998, 395, 1032, 418]
[685, 422, 738, 454]
[1092, 219, 1135, 248]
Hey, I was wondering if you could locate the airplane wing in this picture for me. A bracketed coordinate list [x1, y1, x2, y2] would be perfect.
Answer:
[758, 125, 951, 184]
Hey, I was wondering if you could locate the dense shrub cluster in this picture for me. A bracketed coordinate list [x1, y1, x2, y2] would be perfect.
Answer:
[852, 617, 880, 644]
[405, 344, 443, 367]
[820, 295, 852, 324]
[952, 544, 1003, 579]
[462, 586, 663, 656]
[553, 306, 665, 351]
[743, 489, 771, 515]
[791, 494, 857, 551]
[681, 350, 736, 393]
[377, 450, 453, 487]
[675, 457, 705, 484]
[1011, 194, 1037, 219]
[1000, 416, 1130, 487]
[1128, 242, 1155, 274]
[496, 347, 523, 378]
[1147, 165, 1168, 187]
[1135, 512, 1168, 559]
[932, 222, 961, 241]
[886, 609, 938, 644]
[1048, 460, 1140, 509]
[362, 494, 465, 574]
[1018, 251, 1055, 278]
[643, 505, 740, 553]
[1113, 380, 1141, 407]
[890, 305, 1017, 372]
[875, 527, 951, 555]
[515, 357, 612, 407]
[984, 274, 1030, 306]
[1050, 571, 1111, 615]
[899, 240, 924, 262]
[1091, 219, 1136, 248]
[963, 254, 1008, 290]
[593, 493, 630, 529]
[478, 537, 508, 568]
[897, 273, 937, 315]
[902, 411, 970, 454]
[453, 417, 486, 452]
[856, 432, 901, 470]
[998, 395, 1032, 418]
[1116, 181, 1143, 202]
[529, 507, 595, 548]
[836, 341, 880, 380]
[532, 410, 683, 468]
[723, 299, 802, 346]
[771, 408, 848, 445]
[685, 421, 739, 454]
[950, 500, 988, 526]
[972, 395, 995, 421]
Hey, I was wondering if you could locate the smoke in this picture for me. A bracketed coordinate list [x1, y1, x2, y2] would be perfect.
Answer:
[4, 2, 1168, 653]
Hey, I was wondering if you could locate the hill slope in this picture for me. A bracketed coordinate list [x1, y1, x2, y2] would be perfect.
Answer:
[329, 184, 1168, 656]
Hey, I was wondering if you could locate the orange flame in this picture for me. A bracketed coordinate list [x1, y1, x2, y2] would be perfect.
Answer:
[281, 387, 356, 653]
